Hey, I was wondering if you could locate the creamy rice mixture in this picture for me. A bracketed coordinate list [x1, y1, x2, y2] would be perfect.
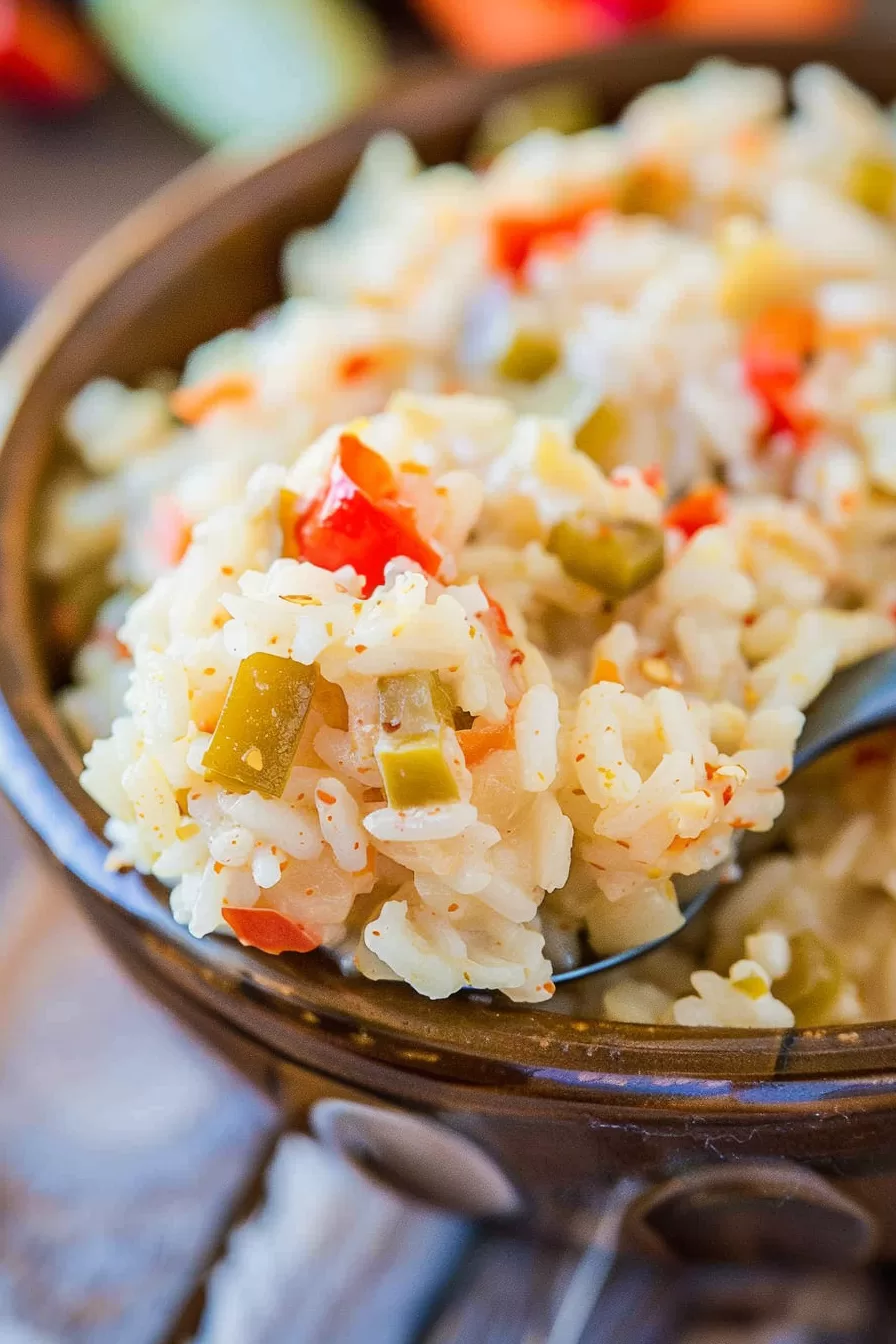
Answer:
[42, 61, 896, 1026]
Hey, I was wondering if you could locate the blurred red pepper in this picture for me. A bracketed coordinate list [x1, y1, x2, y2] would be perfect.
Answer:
[488, 192, 612, 281]
[665, 483, 728, 537]
[585, 0, 669, 21]
[413, 0, 852, 66]
[743, 304, 819, 444]
[0, 0, 107, 111]
[296, 433, 442, 594]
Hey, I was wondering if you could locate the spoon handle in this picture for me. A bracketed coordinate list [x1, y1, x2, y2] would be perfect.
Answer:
[794, 647, 896, 772]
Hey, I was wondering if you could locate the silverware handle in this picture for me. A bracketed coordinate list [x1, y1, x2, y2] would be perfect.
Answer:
[795, 648, 896, 772]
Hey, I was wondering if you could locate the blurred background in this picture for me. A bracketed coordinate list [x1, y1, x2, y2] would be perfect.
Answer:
[2, 2, 896, 1342]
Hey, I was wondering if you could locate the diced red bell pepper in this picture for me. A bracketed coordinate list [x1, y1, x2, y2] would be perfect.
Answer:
[457, 718, 515, 767]
[488, 192, 611, 281]
[337, 431, 398, 502]
[743, 304, 819, 445]
[295, 433, 441, 595]
[0, 0, 107, 111]
[665, 483, 727, 538]
[222, 906, 321, 955]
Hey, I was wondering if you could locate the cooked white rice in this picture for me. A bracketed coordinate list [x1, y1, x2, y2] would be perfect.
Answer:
[44, 60, 896, 1022]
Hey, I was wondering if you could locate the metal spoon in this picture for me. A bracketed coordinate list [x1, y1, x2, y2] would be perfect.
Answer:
[552, 647, 896, 985]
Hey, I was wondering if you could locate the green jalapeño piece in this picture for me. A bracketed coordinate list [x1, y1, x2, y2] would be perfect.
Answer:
[376, 672, 459, 809]
[204, 652, 316, 797]
[548, 517, 665, 599]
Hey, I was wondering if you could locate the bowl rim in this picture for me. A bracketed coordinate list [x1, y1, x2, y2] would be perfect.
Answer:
[4, 37, 896, 1098]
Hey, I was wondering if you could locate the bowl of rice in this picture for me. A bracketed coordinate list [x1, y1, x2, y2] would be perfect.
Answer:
[5, 40, 896, 1252]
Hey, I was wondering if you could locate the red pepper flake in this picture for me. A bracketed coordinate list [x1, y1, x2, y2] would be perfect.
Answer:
[575, 752, 586, 762]
[354, 644, 368, 654]
[447, 902, 459, 913]
[722, 784, 734, 806]
[316, 790, 337, 806]
[509, 648, 525, 667]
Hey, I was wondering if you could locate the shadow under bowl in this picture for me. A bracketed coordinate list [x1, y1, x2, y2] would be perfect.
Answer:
[2, 39, 896, 1252]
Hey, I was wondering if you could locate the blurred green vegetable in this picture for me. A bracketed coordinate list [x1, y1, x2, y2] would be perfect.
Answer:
[548, 517, 665, 598]
[574, 399, 627, 470]
[84, 0, 386, 147]
[496, 328, 560, 383]
[470, 81, 598, 166]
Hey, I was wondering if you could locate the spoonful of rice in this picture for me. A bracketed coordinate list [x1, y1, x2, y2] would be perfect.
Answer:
[553, 647, 896, 985]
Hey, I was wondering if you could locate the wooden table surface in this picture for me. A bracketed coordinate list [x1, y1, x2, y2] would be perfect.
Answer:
[2, 49, 896, 1344]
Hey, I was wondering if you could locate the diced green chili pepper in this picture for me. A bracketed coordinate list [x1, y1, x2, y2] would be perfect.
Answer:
[574, 400, 627, 470]
[773, 931, 843, 1027]
[548, 517, 665, 598]
[376, 672, 459, 808]
[496, 329, 560, 384]
[377, 672, 451, 737]
[376, 734, 460, 810]
[430, 674, 455, 727]
[204, 652, 316, 798]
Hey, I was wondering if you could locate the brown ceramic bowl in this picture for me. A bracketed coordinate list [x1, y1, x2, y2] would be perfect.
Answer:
[3, 40, 896, 1261]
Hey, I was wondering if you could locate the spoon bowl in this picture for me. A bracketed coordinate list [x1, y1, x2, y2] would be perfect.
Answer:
[553, 647, 896, 984]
